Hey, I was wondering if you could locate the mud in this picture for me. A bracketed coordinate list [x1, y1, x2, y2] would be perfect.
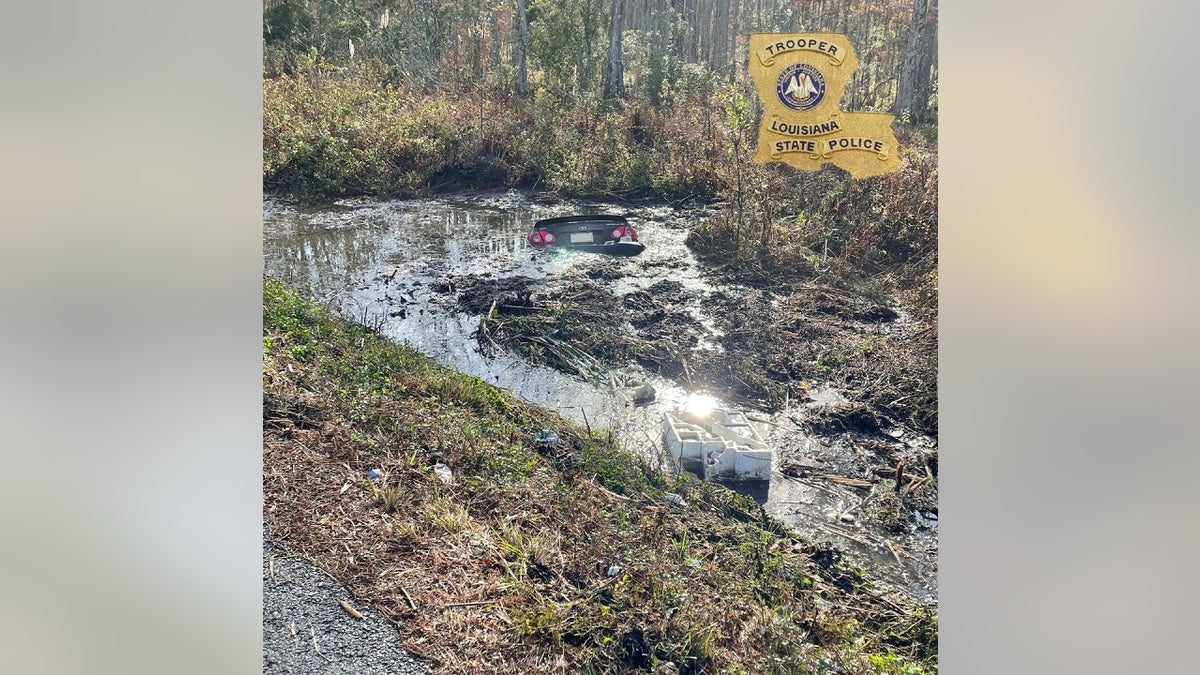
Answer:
[456, 270, 935, 438]
[456, 276, 708, 381]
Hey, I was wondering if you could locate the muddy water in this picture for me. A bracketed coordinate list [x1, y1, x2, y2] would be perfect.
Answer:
[264, 191, 937, 605]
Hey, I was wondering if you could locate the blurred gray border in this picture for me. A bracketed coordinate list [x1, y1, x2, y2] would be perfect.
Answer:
[2, 2, 1198, 674]
[942, 2, 1200, 673]
[0, 2, 263, 674]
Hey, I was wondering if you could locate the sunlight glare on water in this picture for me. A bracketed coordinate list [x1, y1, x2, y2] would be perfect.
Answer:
[683, 392, 718, 418]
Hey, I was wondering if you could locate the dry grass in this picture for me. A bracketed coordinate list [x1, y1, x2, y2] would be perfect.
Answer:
[263, 279, 937, 674]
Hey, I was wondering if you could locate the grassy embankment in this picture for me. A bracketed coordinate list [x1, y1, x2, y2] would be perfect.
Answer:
[264, 59, 729, 203]
[264, 279, 936, 674]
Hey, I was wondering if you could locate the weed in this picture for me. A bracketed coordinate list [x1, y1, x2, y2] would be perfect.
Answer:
[817, 353, 846, 373]
[869, 652, 930, 675]
[497, 520, 529, 561]
[423, 497, 471, 533]
[375, 485, 406, 514]
[392, 519, 421, 549]
[868, 482, 911, 534]
[264, 62, 731, 202]
[670, 530, 690, 563]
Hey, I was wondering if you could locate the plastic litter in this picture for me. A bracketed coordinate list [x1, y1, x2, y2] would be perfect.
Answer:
[663, 492, 687, 507]
[432, 463, 454, 485]
[534, 429, 560, 446]
[606, 565, 622, 577]
[366, 469, 382, 482]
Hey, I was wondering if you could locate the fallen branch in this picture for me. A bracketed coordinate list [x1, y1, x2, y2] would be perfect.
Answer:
[904, 476, 930, 496]
[339, 599, 364, 620]
[442, 599, 502, 609]
[817, 474, 874, 489]
[841, 494, 870, 518]
[593, 481, 632, 502]
[821, 522, 873, 548]
[310, 625, 333, 662]
[884, 541, 904, 566]
[400, 585, 417, 611]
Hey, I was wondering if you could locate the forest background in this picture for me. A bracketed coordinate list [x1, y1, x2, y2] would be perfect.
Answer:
[262, 0, 938, 317]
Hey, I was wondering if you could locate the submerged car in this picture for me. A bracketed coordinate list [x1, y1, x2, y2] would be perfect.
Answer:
[526, 215, 645, 257]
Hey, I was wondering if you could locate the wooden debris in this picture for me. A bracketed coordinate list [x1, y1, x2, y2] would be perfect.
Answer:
[817, 474, 874, 489]
[339, 599, 364, 620]
[400, 585, 417, 611]
[820, 522, 871, 547]
[884, 541, 904, 566]
[310, 626, 333, 662]
[904, 476, 930, 496]
[443, 599, 502, 609]
[593, 481, 633, 502]
[779, 460, 823, 478]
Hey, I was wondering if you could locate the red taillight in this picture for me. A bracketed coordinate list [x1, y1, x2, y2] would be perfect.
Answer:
[528, 230, 556, 247]
[612, 225, 638, 241]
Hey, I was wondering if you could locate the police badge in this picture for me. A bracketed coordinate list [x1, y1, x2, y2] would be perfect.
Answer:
[750, 33, 901, 178]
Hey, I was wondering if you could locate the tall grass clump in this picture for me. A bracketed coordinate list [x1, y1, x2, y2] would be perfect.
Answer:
[264, 55, 738, 202]
[687, 126, 938, 316]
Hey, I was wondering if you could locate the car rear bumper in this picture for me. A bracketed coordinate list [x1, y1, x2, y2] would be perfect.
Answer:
[569, 241, 645, 257]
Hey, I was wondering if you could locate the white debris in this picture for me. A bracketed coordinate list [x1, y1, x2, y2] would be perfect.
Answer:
[432, 463, 454, 485]
[914, 510, 938, 529]
[663, 408, 772, 481]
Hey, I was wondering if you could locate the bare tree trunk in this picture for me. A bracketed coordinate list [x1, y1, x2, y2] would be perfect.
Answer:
[490, 6, 501, 75]
[516, 0, 529, 95]
[894, 0, 937, 122]
[603, 0, 626, 98]
[722, 0, 736, 79]
[582, 0, 598, 88]
[472, 0, 483, 82]
[694, 0, 704, 63]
